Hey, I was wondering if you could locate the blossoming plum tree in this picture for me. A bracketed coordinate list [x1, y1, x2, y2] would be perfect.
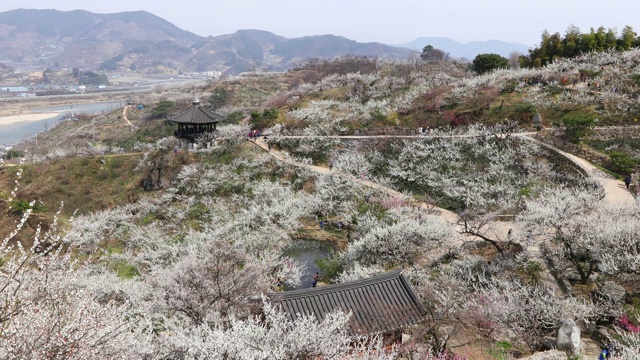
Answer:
[388, 125, 558, 255]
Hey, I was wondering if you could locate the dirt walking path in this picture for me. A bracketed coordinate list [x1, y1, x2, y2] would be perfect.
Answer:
[276, 132, 538, 140]
[253, 133, 635, 250]
[253, 137, 463, 245]
[256, 132, 635, 219]
[254, 137, 454, 213]
[528, 137, 635, 206]
[561, 150, 635, 205]
[122, 105, 135, 130]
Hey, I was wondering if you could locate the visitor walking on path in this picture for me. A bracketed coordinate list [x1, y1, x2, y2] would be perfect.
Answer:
[624, 174, 632, 189]
[312, 272, 319, 288]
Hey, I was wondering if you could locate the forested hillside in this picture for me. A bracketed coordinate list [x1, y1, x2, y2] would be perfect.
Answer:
[524, 25, 640, 67]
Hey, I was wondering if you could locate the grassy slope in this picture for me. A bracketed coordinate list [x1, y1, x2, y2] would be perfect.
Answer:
[0, 153, 145, 244]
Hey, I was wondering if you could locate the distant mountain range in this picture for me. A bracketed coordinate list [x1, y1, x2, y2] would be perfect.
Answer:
[398, 37, 531, 60]
[0, 9, 411, 74]
[0, 9, 530, 74]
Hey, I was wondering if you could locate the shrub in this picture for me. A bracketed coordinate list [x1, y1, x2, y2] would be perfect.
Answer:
[208, 88, 229, 110]
[517, 261, 543, 285]
[152, 100, 175, 119]
[563, 113, 594, 143]
[472, 53, 509, 74]
[1, 150, 23, 160]
[617, 314, 640, 333]
[226, 111, 245, 124]
[250, 109, 279, 129]
[9, 199, 45, 215]
[314, 256, 343, 282]
[608, 151, 638, 175]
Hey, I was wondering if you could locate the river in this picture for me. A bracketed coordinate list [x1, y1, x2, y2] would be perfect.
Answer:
[0, 100, 124, 146]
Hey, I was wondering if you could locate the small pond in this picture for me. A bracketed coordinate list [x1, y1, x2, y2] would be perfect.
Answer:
[282, 239, 336, 290]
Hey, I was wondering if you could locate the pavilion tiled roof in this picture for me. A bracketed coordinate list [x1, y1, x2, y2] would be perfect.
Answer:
[267, 269, 425, 336]
[168, 100, 225, 124]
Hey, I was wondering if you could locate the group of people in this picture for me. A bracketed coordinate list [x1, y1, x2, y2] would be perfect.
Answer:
[248, 129, 262, 140]
[274, 272, 321, 289]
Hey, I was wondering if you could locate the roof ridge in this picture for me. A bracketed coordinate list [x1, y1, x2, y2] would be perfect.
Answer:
[171, 105, 195, 119]
[168, 103, 225, 124]
[267, 269, 404, 299]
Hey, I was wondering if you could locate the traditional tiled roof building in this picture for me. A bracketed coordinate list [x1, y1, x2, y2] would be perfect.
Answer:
[267, 270, 425, 336]
[168, 99, 225, 143]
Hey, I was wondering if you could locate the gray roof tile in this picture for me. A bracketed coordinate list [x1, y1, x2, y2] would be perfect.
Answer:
[169, 103, 225, 124]
[267, 270, 425, 336]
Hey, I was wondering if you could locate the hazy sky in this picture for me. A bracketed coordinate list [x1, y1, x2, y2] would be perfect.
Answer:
[0, 0, 638, 46]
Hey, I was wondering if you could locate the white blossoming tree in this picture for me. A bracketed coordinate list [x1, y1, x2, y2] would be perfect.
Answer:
[388, 125, 555, 256]
[342, 210, 451, 268]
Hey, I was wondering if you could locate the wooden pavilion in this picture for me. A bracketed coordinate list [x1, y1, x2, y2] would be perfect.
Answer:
[168, 99, 225, 149]
[267, 269, 425, 339]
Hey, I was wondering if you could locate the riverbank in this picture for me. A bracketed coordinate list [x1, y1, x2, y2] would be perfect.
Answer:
[0, 100, 125, 146]
[0, 112, 61, 126]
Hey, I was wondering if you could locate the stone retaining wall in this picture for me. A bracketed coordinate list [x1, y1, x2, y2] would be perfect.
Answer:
[534, 125, 640, 173]
[588, 125, 640, 140]
[534, 129, 611, 170]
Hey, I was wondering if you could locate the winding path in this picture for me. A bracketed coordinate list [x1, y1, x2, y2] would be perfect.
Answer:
[254, 137, 459, 219]
[272, 132, 537, 140]
[122, 105, 135, 130]
[252, 133, 635, 247]
[541, 142, 635, 206]
[256, 133, 634, 205]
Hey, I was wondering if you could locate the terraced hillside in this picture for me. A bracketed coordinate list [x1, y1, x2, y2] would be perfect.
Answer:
[2, 50, 640, 358]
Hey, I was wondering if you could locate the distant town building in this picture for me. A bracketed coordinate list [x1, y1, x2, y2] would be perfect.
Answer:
[205, 71, 222, 78]
[1, 86, 28, 92]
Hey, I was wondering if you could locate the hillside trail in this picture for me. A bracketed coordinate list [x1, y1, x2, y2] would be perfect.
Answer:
[254, 132, 635, 250]
[255, 137, 469, 248]
[532, 139, 635, 206]
[516, 136, 637, 270]
[122, 105, 135, 130]
[277, 132, 537, 140]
